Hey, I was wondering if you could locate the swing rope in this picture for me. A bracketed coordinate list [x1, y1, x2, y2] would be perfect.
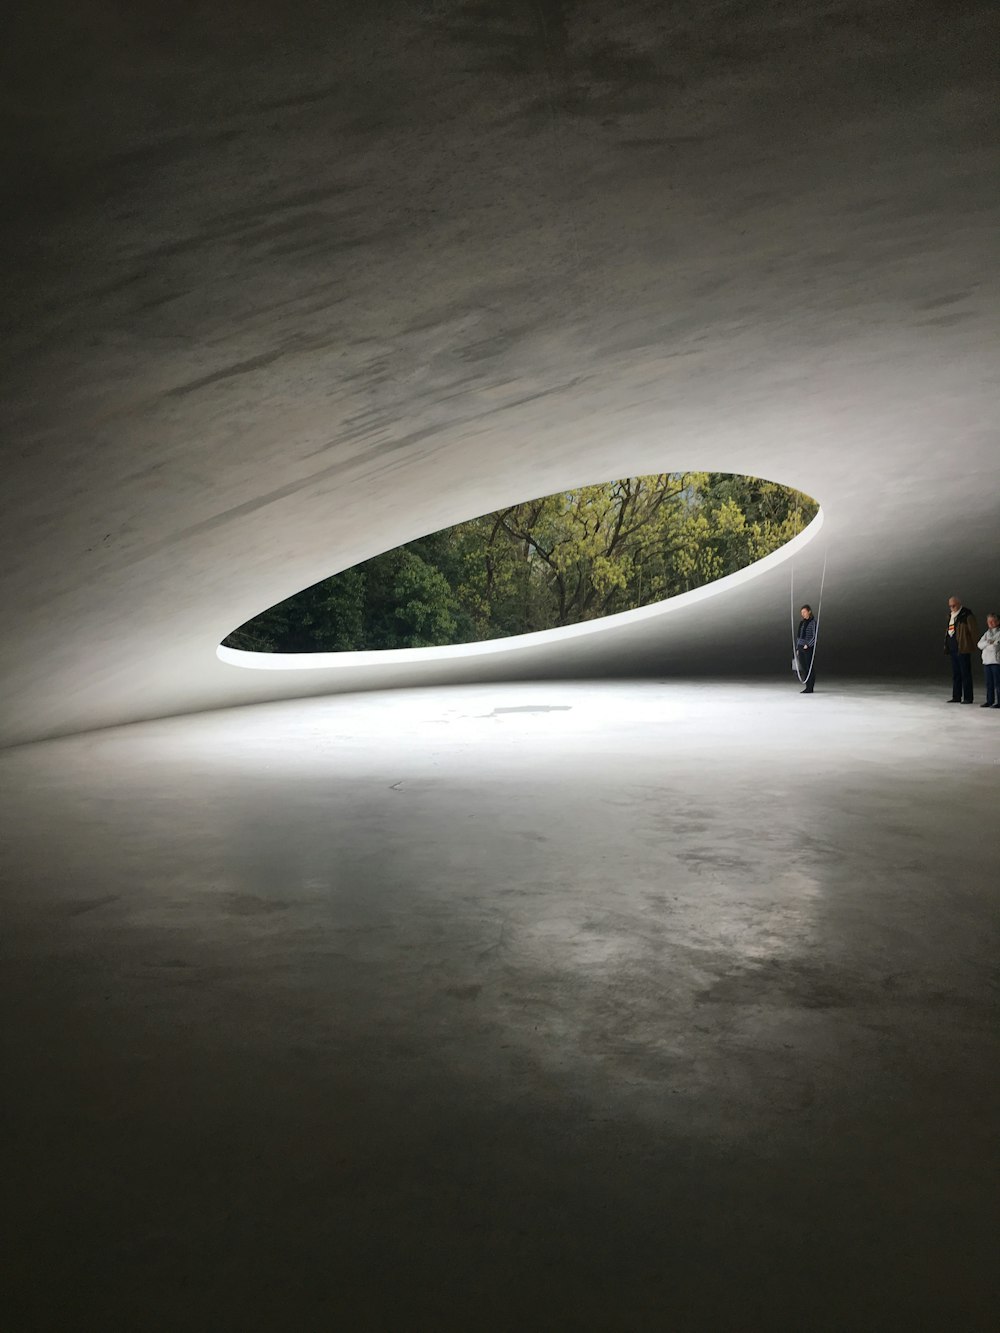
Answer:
[791, 550, 828, 685]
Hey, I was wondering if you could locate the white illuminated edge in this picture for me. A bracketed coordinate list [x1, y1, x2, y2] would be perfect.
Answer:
[218, 508, 824, 671]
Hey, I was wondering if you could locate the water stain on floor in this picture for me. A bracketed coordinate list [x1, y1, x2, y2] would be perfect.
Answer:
[486, 705, 573, 716]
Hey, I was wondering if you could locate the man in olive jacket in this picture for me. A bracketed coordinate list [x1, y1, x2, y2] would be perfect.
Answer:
[945, 596, 979, 703]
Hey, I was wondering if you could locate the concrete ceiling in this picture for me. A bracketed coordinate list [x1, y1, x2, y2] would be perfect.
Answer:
[2, 0, 998, 746]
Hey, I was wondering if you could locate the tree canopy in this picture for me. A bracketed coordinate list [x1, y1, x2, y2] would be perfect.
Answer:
[224, 472, 817, 652]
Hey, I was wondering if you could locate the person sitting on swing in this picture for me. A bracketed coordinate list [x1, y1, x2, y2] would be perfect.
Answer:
[795, 605, 818, 694]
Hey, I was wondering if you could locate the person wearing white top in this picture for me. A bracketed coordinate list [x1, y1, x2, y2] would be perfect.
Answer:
[977, 612, 1000, 709]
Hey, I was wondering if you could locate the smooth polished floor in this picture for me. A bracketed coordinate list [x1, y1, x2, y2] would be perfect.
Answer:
[2, 681, 997, 1331]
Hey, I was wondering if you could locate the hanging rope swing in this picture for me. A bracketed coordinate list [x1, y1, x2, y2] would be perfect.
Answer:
[790, 551, 828, 686]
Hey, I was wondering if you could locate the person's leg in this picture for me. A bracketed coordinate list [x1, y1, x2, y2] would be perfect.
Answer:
[950, 645, 962, 700]
[960, 653, 974, 703]
[981, 664, 995, 706]
[799, 647, 814, 692]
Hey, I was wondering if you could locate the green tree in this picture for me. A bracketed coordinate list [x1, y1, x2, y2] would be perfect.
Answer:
[361, 549, 460, 649]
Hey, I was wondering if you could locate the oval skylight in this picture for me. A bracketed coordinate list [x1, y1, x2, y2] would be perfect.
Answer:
[219, 472, 819, 667]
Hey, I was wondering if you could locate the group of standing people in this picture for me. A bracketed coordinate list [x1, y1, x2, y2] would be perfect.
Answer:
[790, 597, 1000, 707]
[945, 598, 1000, 707]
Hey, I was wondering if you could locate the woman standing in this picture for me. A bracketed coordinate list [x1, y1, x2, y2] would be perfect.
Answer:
[795, 604, 818, 694]
[977, 613, 1000, 708]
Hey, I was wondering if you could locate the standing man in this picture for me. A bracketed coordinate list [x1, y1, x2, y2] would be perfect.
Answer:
[944, 596, 978, 704]
[796, 604, 818, 694]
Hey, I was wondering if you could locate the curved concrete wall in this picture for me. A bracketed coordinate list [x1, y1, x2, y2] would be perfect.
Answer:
[2, 0, 998, 746]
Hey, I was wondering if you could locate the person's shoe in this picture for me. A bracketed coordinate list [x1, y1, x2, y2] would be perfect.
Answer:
[800, 688, 813, 694]
[961, 700, 973, 704]
[992, 704, 1000, 710]
[947, 698, 962, 703]
[980, 702, 993, 707]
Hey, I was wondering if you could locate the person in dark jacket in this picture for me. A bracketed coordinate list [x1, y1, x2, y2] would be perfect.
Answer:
[944, 597, 979, 704]
[795, 605, 818, 694]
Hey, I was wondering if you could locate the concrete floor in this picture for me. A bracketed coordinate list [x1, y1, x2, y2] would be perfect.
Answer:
[2, 681, 997, 1330]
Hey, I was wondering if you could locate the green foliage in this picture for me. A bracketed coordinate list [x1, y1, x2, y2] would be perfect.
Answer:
[226, 568, 365, 652]
[362, 549, 460, 649]
[224, 473, 818, 652]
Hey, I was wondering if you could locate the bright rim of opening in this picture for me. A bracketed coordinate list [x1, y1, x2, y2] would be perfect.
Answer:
[219, 472, 822, 671]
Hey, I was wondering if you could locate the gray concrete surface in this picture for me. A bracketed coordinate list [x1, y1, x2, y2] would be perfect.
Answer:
[2, 1, 999, 744]
[2, 4, 997, 1326]
[3, 681, 997, 1329]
